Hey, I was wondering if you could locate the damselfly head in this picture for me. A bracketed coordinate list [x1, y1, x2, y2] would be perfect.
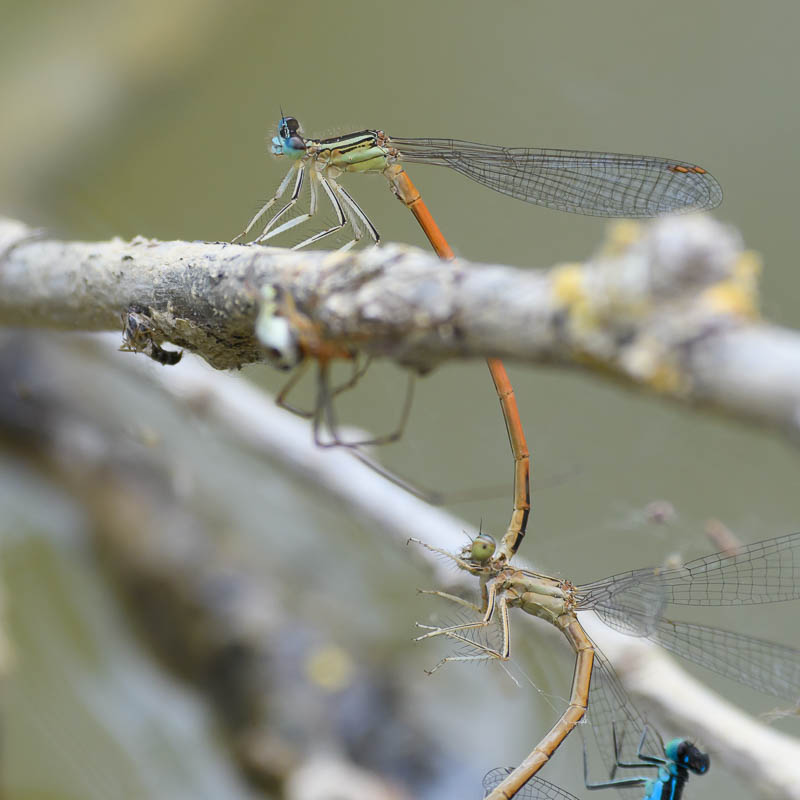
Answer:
[665, 739, 709, 775]
[272, 116, 306, 159]
[464, 532, 496, 563]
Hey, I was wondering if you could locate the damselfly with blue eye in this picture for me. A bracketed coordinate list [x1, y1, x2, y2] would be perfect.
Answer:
[239, 118, 536, 558]
[234, 116, 721, 250]
[238, 115, 719, 557]
[483, 727, 709, 800]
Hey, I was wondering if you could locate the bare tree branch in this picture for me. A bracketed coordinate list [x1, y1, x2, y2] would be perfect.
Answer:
[2, 215, 800, 442]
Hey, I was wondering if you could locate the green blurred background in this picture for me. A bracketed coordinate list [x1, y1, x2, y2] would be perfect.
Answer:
[2, 1, 800, 798]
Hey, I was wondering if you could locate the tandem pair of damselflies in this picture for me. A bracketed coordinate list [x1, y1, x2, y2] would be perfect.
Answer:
[411, 529, 800, 799]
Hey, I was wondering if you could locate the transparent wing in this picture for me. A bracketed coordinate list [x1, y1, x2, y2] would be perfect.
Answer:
[483, 768, 579, 800]
[578, 533, 800, 701]
[652, 618, 800, 699]
[583, 649, 664, 800]
[576, 568, 666, 636]
[581, 531, 800, 607]
[484, 652, 663, 800]
[657, 531, 800, 606]
[391, 137, 722, 217]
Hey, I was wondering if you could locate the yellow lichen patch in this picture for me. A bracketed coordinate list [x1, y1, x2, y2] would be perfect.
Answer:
[703, 250, 762, 320]
[703, 282, 758, 319]
[553, 262, 595, 322]
[571, 349, 611, 371]
[735, 249, 763, 282]
[305, 644, 354, 692]
[552, 263, 586, 306]
[600, 220, 643, 257]
[552, 263, 602, 334]
[645, 361, 686, 394]
[624, 341, 688, 395]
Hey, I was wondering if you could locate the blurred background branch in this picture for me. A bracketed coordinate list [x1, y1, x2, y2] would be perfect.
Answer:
[3, 333, 799, 799]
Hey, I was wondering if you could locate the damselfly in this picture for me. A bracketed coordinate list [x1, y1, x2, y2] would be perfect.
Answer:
[412, 530, 800, 799]
[484, 726, 708, 800]
[238, 115, 719, 556]
[235, 116, 721, 249]
[240, 121, 532, 561]
[484, 729, 708, 800]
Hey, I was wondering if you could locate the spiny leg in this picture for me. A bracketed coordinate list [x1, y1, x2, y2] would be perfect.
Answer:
[326, 177, 378, 251]
[312, 360, 345, 447]
[362, 371, 414, 447]
[331, 180, 365, 252]
[256, 166, 317, 243]
[290, 175, 349, 249]
[330, 356, 372, 400]
[275, 359, 315, 418]
[417, 594, 511, 675]
[583, 734, 651, 791]
[415, 625, 509, 663]
[416, 588, 483, 615]
[336, 181, 380, 245]
[406, 537, 477, 571]
[318, 365, 415, 449]
[310, 358, 385, 449]
[613, 725, 666, 769]
[330, 355, 415, 447]
[233, 164, 297, 242]
[415, 583, 503, 642]
[340, 377, 414, 447]
[419, 629, 508, 675]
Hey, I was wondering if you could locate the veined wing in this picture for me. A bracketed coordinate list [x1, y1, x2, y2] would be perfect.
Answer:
[574, 567, 666, 637]
[652, 618, 800, 699]
[579, 531, 800, 609]
[655, 530, 800, 606]
[391, 136, 722, 217]
[483, 769, 579, 799]
[485, 650, 664, 800]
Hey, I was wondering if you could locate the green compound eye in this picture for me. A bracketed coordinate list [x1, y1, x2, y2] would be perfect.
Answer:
[470, 533, 496, 562]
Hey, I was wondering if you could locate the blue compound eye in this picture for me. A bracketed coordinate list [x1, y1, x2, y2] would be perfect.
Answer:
[675, 741, 710, 775]
[279, 116, 300, 139]
[287, 134, 306, 151]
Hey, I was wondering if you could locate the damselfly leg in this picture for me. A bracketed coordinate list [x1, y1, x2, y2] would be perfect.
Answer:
[414, 529, 800, 798]
[308, 359, 415, 449]
[260, 285, 415, 449]
[233, 163, 301, 243]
